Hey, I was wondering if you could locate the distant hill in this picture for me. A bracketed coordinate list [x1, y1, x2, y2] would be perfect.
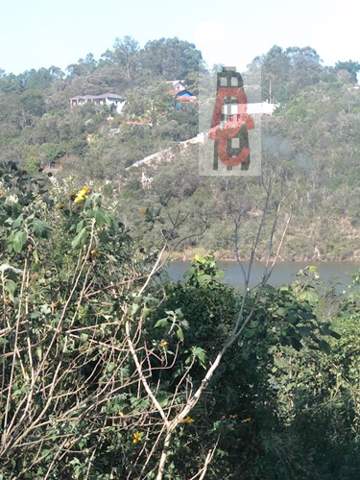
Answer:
[0, 39, 359, 261]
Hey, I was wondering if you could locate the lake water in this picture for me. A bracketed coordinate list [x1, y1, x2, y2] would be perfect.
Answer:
[167, 261, 360, 290]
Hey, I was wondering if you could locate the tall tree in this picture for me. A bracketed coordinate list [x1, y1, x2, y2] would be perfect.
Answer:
[140, 37, 204, 80]
[335, 60, 360, 83]
[100, 36, 139, 80]
[249, 45, 325, 103]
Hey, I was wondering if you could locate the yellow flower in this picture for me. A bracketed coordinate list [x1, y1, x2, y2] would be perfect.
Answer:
[159, 339, 168, 349]
[180, 416, 194, 425]
[132, 431, 143, 445]
[74, 185, 91, 204]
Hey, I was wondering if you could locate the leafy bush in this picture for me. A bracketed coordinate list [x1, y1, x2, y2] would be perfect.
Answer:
[0, 165, 359, 479]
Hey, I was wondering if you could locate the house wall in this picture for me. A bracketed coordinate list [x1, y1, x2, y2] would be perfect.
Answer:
[221, 102, 277, 116]
[116, 101, 126, 114]
[70, 96, 125, 113]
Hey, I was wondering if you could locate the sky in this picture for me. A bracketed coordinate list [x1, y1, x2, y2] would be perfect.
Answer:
[0, 0, 358, 74]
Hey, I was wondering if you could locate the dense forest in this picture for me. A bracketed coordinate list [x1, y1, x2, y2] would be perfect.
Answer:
[0, 37, 360, 479]
[0, 38, 360, 260]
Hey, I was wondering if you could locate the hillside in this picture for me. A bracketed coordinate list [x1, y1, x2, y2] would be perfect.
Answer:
[1, 39, 359, 261]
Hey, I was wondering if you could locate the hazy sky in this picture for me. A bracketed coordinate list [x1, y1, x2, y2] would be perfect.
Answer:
[0, 0, 358, 74]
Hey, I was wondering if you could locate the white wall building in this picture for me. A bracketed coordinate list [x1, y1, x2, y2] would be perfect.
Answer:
[223, 101, 278, 116]
[70, 93, 126, 114]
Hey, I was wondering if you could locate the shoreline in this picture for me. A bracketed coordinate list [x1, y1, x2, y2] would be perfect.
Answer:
[169, 250, 360, 264]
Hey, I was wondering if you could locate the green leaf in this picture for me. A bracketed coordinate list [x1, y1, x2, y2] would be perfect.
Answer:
[191, 346, 207, 368]
[92, 208, 111, 226]
[106, 362, 116, 373]
[71, 227, 88, 249]
[320, 323, 341, 339]
[154, 318, 169, 329]
[274, 307, 287, 317]
[13, 214, 24, 229]
[244, 327, 258, 339]
[5, 279, 17, 299]
[75, 220, 85, 233]
[11, 230, 28, 253]
[131, 303, 140, 316]
[176, 327, 184, 342]
[317, 339, 331, 353]
[32, 218, 50, 238]
[80, 333, 89, 343]
[36, 346, 42, 360]
[142, 306, 152, 319]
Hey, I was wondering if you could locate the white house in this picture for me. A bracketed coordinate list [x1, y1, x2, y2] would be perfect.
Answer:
[70, 93, 126, 114]
[247, 102, 278, 115]
[222, 101, 278, 116]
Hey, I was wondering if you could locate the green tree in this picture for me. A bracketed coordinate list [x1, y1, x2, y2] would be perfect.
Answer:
[335, 60, 360, 83]
[101, 36, 139, 80]
[140, 37, 204, 80]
